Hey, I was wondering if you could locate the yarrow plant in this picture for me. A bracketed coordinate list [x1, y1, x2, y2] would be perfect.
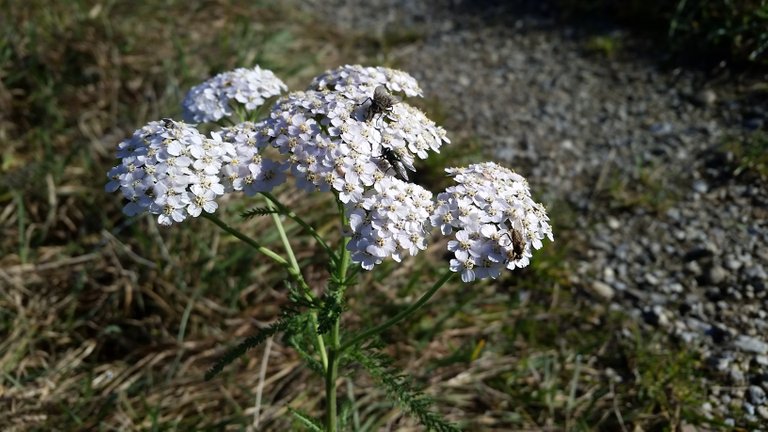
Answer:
[106, 64, 552, 431]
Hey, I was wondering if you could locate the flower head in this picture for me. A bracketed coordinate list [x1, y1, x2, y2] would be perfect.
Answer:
[105, 119, 230, 225]
[431, 162, 553, 282]
[309, 64, 423, 101]
[217, 122, 287, 195]
[345, 177, 435, 269]
[182, 66, 287, 123]
[263, 70, 448, 196]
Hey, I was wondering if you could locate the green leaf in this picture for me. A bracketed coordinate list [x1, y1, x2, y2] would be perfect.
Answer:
[284, 323, 325, 376]
[240, 207, 280, 220]
[351, 349, 462, 432]
[288, 407, 323, 432]
[316, 291, 344, 335]
[205, 310, 301, 380]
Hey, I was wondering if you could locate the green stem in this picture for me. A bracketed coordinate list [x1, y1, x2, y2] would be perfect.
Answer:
[339, 270, 455, 354]
[260, 192, 337, 264]
[263, 199, 328, 370]
[266, 199, 301, 275]
[325, 201, 351, 432]
[203, 212, 316, 295]
[202, 213, 288, 268]
[325, 345, 339, 432]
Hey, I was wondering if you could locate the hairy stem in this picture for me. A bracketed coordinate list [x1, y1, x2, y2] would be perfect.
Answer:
[264, 199, 328, 370]
[325, 201, 351, 432]
[261, 192, 338, 264]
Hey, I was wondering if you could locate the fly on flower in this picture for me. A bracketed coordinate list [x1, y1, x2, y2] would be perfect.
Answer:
[433, 162, 553, 282]
[500, 227, 526, 261]
[360, 85, 399, 124]
[379, 146, 413, 181]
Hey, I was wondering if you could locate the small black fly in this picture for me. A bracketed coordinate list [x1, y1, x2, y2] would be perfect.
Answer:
[379, 146, 413, 181]
[500, 227, 526, 261]
[359, 86, 399, 124]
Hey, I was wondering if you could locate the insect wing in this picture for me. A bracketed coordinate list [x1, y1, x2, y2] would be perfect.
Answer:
[380, 147, 412, 181]
[373, 85, 388, 99]
[373, 86, 399, 109]
[390, 159, 410, 181]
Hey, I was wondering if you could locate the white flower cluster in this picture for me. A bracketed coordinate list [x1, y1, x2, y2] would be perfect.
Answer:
[182, 66, 287, 123]
[263, 78, 448, 197]
[265, 90, 378, 196]
[346, 177, 434, 270]
[431, 162, 554, 282]
[309, 64, 423, 100]
[108, 64, 553, 277]
[105, 119, 228, 225]
[106, 120, 286, 225]
[217, 122, 287, 196]
[257, 65, 450, 268]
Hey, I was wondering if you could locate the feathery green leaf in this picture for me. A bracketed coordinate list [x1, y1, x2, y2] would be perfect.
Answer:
[351, 349, 461, 432]
[288, 408, 323, 431]
[317, 291, 344, 335]
[240, 207, 281, 220]
[206, 310, 300, 380]
[285, 326, 325, 375]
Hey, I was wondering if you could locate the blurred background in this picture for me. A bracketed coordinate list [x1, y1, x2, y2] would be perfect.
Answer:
[1, 0, 766, 430]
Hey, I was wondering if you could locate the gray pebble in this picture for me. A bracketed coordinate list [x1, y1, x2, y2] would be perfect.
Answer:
[745, 265, 767, 280]
[706, 265, 728, 285]
[734, 335, 768, 354]
[645, 273, 660, 286]
[758, 405, 768, 420]
[650, 122, 673, 135]
[667, 283, 684, 294]
[685, 261, 703, 276]
[603, 267, 616, 283]
[712, 356, 731, 371]
[730, 368, 745, 384]
[748, 385, 766, 405]
[589, 281, 615, 300]
[743, 401, 755, 416]
[725, 258, 742, 271]
[693, 180, 709, 194]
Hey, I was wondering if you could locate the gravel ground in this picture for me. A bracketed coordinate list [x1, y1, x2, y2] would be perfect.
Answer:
[297, 0, 768, 425]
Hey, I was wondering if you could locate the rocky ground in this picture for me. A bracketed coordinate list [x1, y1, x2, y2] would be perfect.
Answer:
[298, 0, 768, 425]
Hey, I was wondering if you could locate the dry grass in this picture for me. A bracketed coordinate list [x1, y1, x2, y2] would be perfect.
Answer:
[0, 0, 742, 430]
